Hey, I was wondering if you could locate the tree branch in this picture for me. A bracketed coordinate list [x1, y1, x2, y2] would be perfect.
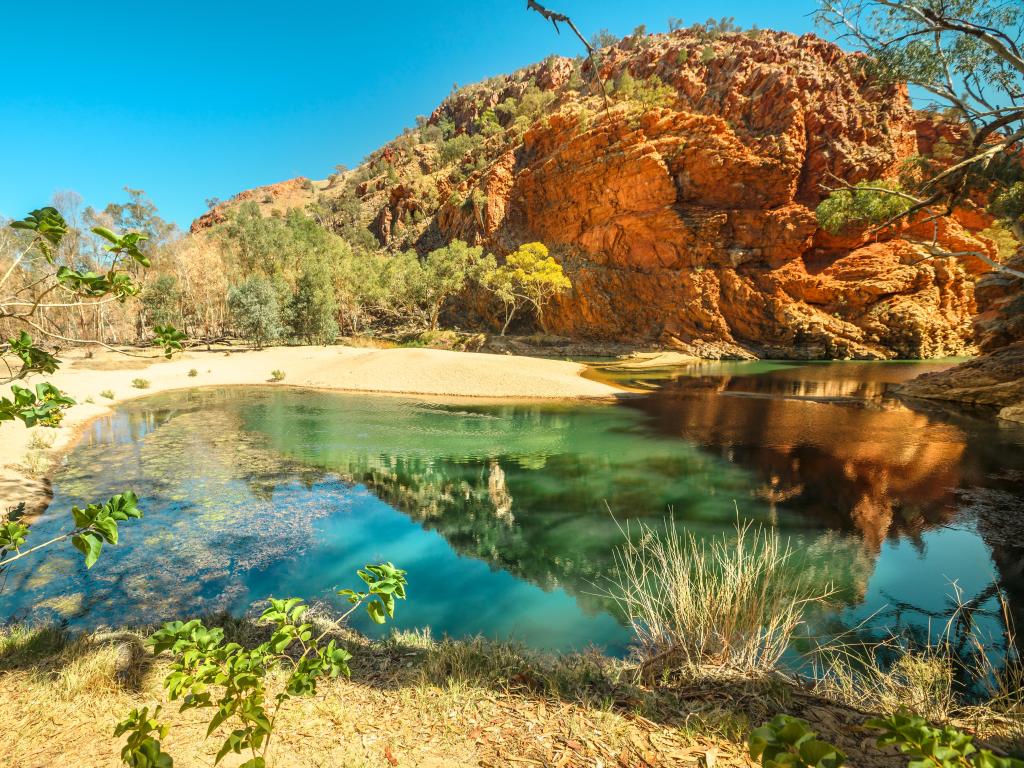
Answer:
[525, 0, 611, 111]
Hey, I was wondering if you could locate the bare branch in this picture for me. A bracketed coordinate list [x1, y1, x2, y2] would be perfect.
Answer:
[908, 241, 1024, 279]
[525, 0, 611, 111]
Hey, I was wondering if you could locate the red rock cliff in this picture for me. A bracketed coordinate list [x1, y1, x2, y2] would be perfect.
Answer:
[434, 32, 993, 357]
[195, 30, 1001, 359]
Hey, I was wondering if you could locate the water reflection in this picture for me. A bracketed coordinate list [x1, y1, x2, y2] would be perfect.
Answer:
[607, 361, 1024, 638]
[3, 362, 1023, 657]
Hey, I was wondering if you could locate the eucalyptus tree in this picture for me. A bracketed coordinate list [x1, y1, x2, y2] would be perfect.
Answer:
[815, 0, 1024, 277]
[1, 205, 184, 577]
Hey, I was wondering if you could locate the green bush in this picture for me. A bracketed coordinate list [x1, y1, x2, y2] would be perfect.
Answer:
[227, 276, 286, 350]
[269, 369, 286, 382]
[118, 564, 407, 768]
[187, 369, 198, 378]
[100, 389, 115, 400]
[289, 259, 339, 345]
[142, 274, 182, 329]
[130, 378, 150, 390]
[749, 711, 1024, 768]
[868, 711, 1024, 768]
[749, 715, 845, 768]
[439, 133, 477, 165]
[816, 181, 913, 234]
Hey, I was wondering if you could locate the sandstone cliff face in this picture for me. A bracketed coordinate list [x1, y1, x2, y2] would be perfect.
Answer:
[433, 32, 995, 357]
[195, 29, 1003, 359]
[899, 250, 1024, 420]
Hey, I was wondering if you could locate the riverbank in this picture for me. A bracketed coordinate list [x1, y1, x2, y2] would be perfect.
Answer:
[0, 344, 622, 516]
[0, 621, 889, 768]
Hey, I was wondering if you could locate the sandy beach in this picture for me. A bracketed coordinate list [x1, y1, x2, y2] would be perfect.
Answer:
[0, 344, 621, 515]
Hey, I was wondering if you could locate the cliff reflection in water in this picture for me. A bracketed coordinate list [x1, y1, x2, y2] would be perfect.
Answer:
[5, 365, 1023, 653]
[609, 360, 1024, 635]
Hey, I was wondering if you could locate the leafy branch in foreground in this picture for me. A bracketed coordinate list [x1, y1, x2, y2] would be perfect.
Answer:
[0, 381, 75, 427]
[749, 711, 1024, 768]
[115, 706, 172, 768]
[0, 492, 143, 571]
[118, 563, 408, 768]
[2, 205, 188, 384]
[0, 203, 186, 587]
[749, 714, 846, 768]
[814, 0, 1024, 276]
[868, 710, 1024, 768]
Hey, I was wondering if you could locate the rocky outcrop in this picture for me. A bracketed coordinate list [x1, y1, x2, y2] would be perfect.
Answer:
[191, 177, 316, 233]
[429, 32, 994, 358]
[899, 251, 1024, 421]
[193, 29, 1006, 359]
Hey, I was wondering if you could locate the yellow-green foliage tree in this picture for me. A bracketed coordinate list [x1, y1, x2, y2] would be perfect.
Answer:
[483, 242, 571, 335]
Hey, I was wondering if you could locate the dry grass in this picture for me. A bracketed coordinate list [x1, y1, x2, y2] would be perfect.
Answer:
[606, 518, 834, 677]
[19, 450, 50, 477]
[0, 623, 762, 768]
[810, 587, 1024, 747]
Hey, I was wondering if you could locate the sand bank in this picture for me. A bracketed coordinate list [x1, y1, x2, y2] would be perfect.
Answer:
[0, 344, 621, 514]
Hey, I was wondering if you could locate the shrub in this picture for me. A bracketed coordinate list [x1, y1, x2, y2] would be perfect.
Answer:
[749, 715, 845, 768]
[118, 564, 407, 767]
[187, 368, 198, 378]
[749, 711, 1024, 768]
[868, 710, 1024, 767]
[27, 432, 54, 450]
[482, 242, 571, 335]
[100, 390, 115, 400]
[142, 274, 182, 329]
[21, 450, 49, 477]
[269, 369, 286, 382]
[979, 224, 1021, 261]
[439, 133, 477, 165]
[289, 260, 339, 345]
[227, 275, 286, 350]
[130, 378, 150, 390]
[590, 29, 620, 48]
[606, 519, 833, 674]
[421, 241, 492, 330]
[816, 180, 913, 234]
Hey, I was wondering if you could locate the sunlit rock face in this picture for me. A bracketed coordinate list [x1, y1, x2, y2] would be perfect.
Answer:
[900, 250, 1024, 420]
[193, 30, 1000, 358]
[431, 32, 993, 358]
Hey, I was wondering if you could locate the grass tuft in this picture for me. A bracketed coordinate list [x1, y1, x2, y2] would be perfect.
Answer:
[606, 517, 834, 677]
[130, 378, 150, 389]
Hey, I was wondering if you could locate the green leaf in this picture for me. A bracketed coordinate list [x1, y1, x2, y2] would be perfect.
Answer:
[72, 531, 103, 568]
[798, 738, 845, 767]
[366, 599, 386, 624]
[91, 226, 120, 244]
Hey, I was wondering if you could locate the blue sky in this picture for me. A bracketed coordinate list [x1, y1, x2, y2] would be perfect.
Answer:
[0, 1, 819, 228]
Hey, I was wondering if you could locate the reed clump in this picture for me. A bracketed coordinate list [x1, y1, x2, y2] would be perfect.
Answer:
[606, 518, 834, 678]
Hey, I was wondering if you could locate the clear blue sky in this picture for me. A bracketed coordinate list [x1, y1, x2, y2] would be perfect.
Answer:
[0, 1, 819, 228]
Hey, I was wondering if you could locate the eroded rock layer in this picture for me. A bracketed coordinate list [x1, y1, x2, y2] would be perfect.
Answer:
[195, 29, 1003, 359]
[899, 251, 1024, 420]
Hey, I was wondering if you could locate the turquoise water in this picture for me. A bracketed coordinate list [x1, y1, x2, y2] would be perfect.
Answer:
[3, 361, 1023, 658]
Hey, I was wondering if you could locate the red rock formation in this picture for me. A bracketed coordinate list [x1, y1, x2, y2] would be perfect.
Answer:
[429, 32, 994, 357]
[193, 30, 1004, 360]
[899, 251, 1024, 420]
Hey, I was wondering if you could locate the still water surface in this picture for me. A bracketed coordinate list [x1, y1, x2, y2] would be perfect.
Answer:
[4, 361, 1023, 657]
